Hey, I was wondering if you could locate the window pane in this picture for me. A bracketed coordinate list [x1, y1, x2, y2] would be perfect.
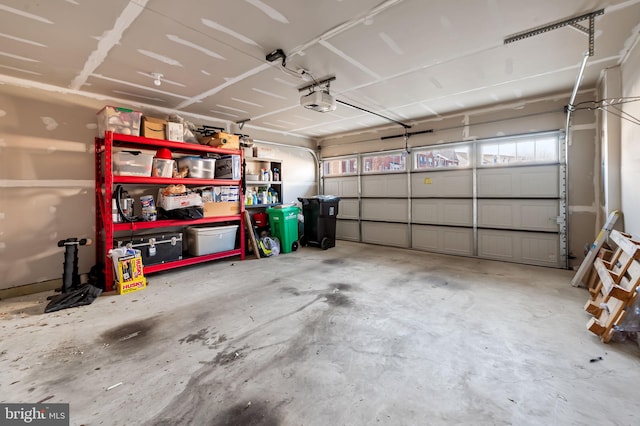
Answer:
[535, 137, 558, 162]
[516, 141, 534, 162]
[498, 142, 516, 162]
[414, 145, 470, 169]
[479, 133, 559, 166]
[362, 152, 406, 173]
[323, 157, 357, 176]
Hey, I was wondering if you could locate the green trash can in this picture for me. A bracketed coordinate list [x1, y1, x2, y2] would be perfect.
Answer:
[266, 205, 300, 253]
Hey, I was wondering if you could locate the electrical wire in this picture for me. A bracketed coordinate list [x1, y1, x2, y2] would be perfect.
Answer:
[598, 107, 640, 126]
[608, 104, 640, 125]
[570, 96, 640, 111]
[570, 96, 640, 126]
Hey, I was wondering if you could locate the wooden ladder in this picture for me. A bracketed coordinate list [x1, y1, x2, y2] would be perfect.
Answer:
[584, 230, 640, 342]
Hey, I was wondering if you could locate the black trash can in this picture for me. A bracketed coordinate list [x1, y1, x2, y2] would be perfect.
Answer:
[298, 195, 340, 250]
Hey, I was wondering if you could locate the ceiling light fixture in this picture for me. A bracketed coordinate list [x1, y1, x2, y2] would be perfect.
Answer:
[151, 72, 163, 86]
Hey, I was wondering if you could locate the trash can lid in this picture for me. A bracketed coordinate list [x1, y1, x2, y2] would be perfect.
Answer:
[298, 195, 340, 202]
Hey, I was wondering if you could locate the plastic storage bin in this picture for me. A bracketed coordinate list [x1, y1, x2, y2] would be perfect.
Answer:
[266, 205, 300, 253]
[113, 150, 154, 176]
[177, 156, 216, 179]
[215, 155, 241, 179]
[298, 195, 340, 250]
[97, 106, 142, 137]
[152, 158, 175, 177]
[186, 225, 239, 256]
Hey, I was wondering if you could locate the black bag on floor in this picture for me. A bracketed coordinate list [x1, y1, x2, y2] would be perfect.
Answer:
[44, 284, 103, 313]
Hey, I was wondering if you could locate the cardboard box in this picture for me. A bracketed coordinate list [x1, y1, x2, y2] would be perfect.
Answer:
[204, 201, 240, 217]
[112, 250, 147, 295]
[97, 106, 142, 137]
[117, 276, 147, 295]
[157, 190, 203, 210]
[243, 147, 254, 158]
[166, 122, 184, 142]
[214, 186, 239, 201]
[199, 132, 240, 149]
[142, 116, 167, 139]
[253, 146, 274, 159]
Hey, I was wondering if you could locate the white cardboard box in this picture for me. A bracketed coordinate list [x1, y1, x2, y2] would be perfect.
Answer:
[157, 190, 203, 210]
[166, 122, 184, 142]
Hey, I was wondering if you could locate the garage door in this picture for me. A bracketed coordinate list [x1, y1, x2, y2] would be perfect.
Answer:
[322, 131, 565, 268]
[474, 134, 562, 267]
[322, 157, 360, 241]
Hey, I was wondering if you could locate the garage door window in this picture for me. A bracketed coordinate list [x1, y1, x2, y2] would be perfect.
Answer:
[478, 133, 559, 166]
[413, 144, 471, 170]
[362, 151, 407, 173]
[323, 157, 358, 176]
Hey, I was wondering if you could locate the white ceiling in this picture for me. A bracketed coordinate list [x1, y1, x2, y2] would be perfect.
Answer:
[1, 0, 639, 140]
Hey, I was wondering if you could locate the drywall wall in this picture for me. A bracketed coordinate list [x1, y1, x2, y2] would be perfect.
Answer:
[598, 67, 622, 230]
[319, 91, 599, 269]
[249, 142, 318, 204]
[0, 85, 315, 291]
[620, 39, 640, 237]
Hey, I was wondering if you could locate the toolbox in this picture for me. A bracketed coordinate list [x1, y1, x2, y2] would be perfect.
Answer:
[114, 232, 183, 266]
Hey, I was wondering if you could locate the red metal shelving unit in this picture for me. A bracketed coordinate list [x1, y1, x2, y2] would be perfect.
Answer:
[95, 131, 245, 291]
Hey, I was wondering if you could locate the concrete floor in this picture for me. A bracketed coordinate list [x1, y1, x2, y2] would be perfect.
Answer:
[1, 241, 639, 426]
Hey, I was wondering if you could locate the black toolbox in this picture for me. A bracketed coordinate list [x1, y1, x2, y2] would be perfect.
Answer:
[114, 232, 183, 266]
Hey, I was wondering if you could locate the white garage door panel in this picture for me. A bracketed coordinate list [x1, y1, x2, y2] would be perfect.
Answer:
[324, 178, 340, 196]
[412, 199, 473, 226]
[362, 199, 408, 222]
[362, 222, 409, 247]
[362, 174, 408, 197]
[478, 199, 559, 231]
[412, 225, 473, 256]
[478, 165, 558, 197]
[478, 229, 560, 267]
[412, 170, 473, 197]
[338, 199, 359, 219]
[336, 220, 360, 241]
[411, 225, 438, 251]
[324, 177, 359, 197]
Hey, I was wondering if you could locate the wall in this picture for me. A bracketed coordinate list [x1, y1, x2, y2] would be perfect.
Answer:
[597, 67, 622, 231]
[250, 142, 318, 205]
[620, 38, 640, 236]
[0, 85, 315, 291]
[319, 91, 599, 269]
